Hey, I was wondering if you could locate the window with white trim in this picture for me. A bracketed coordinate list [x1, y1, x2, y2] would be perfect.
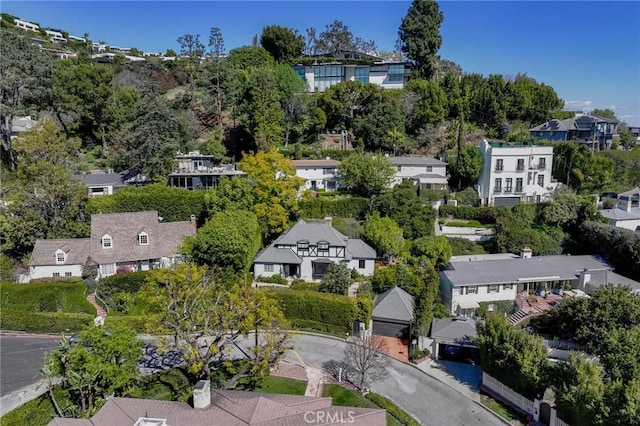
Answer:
[503, 283, 513, 290]
[139, 232, 149, 245]
[358, 259, 365, 269]
[317, 241, 329, 256]
[100, 263, 115, 275]
[466, 286, 477, 294]
[55, 250, 66, 264]
[488, 284, 500, 293]
[65, 272, 72, 277]
[53, 272, 60, 277]
[264, 264, 274, 272]
[102, 234, 112, 249]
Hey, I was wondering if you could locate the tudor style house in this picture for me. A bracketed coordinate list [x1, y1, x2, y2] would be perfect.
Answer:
[292, 159, 340, 192]
[28, 211, 196, 281]
[477, 139, 558, 207]
[253, 217, 376, 282]
[390, 156, 448, 190]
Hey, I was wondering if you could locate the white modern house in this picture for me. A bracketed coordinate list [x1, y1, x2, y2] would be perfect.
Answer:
[28, 211, 196, 281]
[599, 187, 640, 232]
[292, 159, 340, 192]
[14, 19, 40, 32]
[440, 249, 639, 317]
[44, 29, 66, 43]
[477, 139, 558, 207]
[253, 217, 376, 282]
[168, 151, 246, 190]
[390, 156, 448, 189]
[292, 51, 411, 93]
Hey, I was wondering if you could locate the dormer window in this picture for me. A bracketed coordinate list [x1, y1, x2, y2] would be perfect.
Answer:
[55, 250, 66, 264]
[102, 234, 112, 249]
[138, 232, 149, 245]
[297, 240, 309, 256]
[317, 241, 330, 257]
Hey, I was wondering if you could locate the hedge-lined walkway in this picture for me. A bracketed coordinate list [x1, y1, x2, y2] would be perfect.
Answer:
[86, 293, 107, 318]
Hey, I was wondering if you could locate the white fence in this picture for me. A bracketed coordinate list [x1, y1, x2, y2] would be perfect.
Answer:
[482, 372, 571, 426]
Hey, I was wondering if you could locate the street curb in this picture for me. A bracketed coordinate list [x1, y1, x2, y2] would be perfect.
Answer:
[0, 331, 63, 339]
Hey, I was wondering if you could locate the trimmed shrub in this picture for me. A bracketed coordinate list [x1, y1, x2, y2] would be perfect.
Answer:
[104, 315, 164, 333]
[299, 197, 370, 220]
[366, 392, 421, 426]
[256, 274, 288, 285]
[264, 289, 372, 334]
[289, 280, 319, 291]
[439, 205, 505, 224]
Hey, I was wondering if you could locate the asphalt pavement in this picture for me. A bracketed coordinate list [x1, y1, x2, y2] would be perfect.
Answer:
[0, 335, 58, 397]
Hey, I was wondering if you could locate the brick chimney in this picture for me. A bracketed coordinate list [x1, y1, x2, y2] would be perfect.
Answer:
[323, 216, 333, 227]
[520, 246, 532, 259]
[193, 380, 210, 409]
[190, 214, 197, 230]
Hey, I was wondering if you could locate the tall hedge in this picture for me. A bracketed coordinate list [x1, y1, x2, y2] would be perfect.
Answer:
[87, 184, 207, 223]
[264, 289, 372, 334]
[438, 205, 506, 224]
[299, 197, 370, 220]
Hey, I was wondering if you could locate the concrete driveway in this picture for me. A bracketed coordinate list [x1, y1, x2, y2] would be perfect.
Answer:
[286, 333, 505, 426]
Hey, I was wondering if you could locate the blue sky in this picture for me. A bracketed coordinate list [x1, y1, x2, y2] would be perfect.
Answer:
[5, 1, 640, 126]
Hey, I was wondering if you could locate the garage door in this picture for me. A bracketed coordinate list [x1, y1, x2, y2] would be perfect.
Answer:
[372, 319, 409, 339]
[494, 197, 520, 207]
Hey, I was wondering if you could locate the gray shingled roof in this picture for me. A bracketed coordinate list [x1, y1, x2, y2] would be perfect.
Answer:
[346, 239, 376, 259]
[292, 159, 340, 168]
[431, 317, 477, 345]
[391, 156, 446, 166]
[373, 286, 414, 322]
[29, 238, 91, 266]
[599, 208, 640, 221]
[275, 220, 349, 247]
[586, 270, 640, 291]
[443, 255, 612, 287]
[253, 243, 303, 264]
[76, 172, 126, 187]
[90, 211, 196, 264]
[47, 390, 386, 426]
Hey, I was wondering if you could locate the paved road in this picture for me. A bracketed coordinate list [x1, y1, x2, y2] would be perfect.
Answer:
[0, 336, 58, 396]
[287, 334, 504, 426]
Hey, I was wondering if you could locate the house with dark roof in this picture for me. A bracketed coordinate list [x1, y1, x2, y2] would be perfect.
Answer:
[430, 317, 478, 361]
[168, 151, 246, 190]
[253, 217, 376, 282]
[28, 211, 196, 281]
[440, 249, 640, 317]
[372, 286, 414, 339]
[75, 170, 148, 197]
[390, 156, 448, 190]
[48, 380, 386, 426]
[530, 113, 619, 148]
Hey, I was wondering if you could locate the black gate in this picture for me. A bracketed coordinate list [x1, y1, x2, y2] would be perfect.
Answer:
[540, 401, 552, 425]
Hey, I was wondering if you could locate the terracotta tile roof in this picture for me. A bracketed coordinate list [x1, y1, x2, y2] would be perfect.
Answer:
[89, 211, 195, 264]
[29, 238, 91, 266]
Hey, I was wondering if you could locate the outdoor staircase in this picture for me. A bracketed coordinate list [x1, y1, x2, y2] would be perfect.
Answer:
[86, 293, 108, 318]
[508, 309, 529, 326]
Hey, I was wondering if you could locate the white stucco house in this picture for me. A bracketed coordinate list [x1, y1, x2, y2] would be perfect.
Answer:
[599, 188, 640, 232]
[291, 159, 340, 192]
[390, 156, 448, 189]
[28, 211, 196, 281]
[477, 139, 558, 207]
[14, 19, 40, 32]
[439, 249, 640, 317]
[253, 217, 376, 282]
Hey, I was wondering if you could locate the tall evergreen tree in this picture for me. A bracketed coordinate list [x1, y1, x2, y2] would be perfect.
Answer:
[398, 0, 444, 79]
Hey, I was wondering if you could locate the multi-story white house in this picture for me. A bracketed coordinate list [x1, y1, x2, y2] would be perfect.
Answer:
[28, 211, 196, 281]
[44, 29, 66, 43]
[15, 19, 40, 32]
[253, 217, 376, 282]
[292, 159, 340, 192]
[599, 187, 640, 232]
[440, 250, 640, 317]
[68, 35, 87, 42]
[168, 151, 246, 190]
[390, 156, 448, 190]
[477, 139, 558, 207]
[92, 42, 107, 53]
[292, 51, 411, 93]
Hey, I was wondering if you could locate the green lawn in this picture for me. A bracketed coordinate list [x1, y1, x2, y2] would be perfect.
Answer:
[481, 394, 525, 425]
[237, 376, 308, 395]
[322, 384, 403, 426]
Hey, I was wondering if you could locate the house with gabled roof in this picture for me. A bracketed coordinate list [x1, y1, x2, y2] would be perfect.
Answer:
[390, 156, 448, 190]
[28, 211, 196, 281]
[530, 113, 619, 148]
[372, 286, 414, 339]
[253, 217, 376, 282]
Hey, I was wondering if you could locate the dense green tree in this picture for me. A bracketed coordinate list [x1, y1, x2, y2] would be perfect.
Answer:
[111, 96, 185, 179]
[184, 209, 261, 276]
[449, 145, 482, 189]
[204, 176, 255, 215]
[226, 46, 274, 72]
[362, 213, 404, 261]
[476, 315, 549, 398]
[317, 20, 354, 56]
[403, 79, 446, 133]
[319, 263, 352, 295]
[375, 181, 435, 239]
[45, 324, 142, 417]
[260, 25, 304, 63]
[352, 91, 406, 152]
[592, 108, 617, 119]
[177, 33, 205, 100]
[337, 152, 395, 197]
[398, 0, 443, 78]
[618, 128, 636, 151]
[319, 81, 382, 131]
[410, 235, 452, 269]
[208, 27, 226, 128]
[0, 32, 53, 169]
